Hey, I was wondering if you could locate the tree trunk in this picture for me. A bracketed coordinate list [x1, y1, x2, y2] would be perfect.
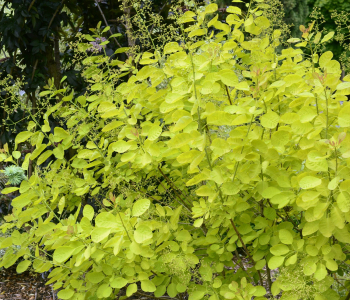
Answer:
[46, 40, 61, 92]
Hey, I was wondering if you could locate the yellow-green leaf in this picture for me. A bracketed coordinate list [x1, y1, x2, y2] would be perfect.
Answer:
[255, 16, 270, 29]
[299, 176, 322, 189]
[16, 260, 31, 273]
[320, 31, 334, 43]
[148, 124, 162, 141]
[15, 131, 33, 144]
[226, 6, 241, 14]
[36, 150, 53, 166]
[57, 289, 74, 300]
[268, 256, 285, 269]
[319, 51, 333, 68]
[102, 121, 124, 132]
[132, 198, 150, 217]
[110, 277, 128, 288]
[134, 224, 153, 243]
[91, 227, 111, 243]
[260, 111, 280, 129]
[109, 140, 131, 153]
[126, 283, 137, 297]
[270, 244, 289, 255]
[53, 247, 75, 263]
[339, 105, 350, 127]
[278, 229, 293, 245]
[204, 3, 218, 14]
[1, 187, 19, 194]
[219, 69, 239, 86]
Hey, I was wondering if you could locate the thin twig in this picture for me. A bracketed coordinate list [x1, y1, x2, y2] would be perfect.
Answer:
[34, 286, 38, 300]
[232, 249, 256, 282]
[230, 219, 264, 286]
[94, 0, 124, 50]
[230, 219, 253, 262]
[149, 1, 169, 34]
[225, 85, 233, 105]
[267, 200, 301, 234]
[48, 0, 65, 30]
[345, 290, 350, 300]
[158, 165, 192, 206]
[266, 264, 272, 295]
[156, 177, 191, 213]
[28, 0, 36, 12]
[233, 249, 246, 272]
[283, 208, 301, 232]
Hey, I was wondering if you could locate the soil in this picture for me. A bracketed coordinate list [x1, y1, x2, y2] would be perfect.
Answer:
[0, 266, 54, 300]
[0, 259, 278, 299]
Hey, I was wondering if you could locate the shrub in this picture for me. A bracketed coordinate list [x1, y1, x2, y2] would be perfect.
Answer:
[1, 1, 350, 300]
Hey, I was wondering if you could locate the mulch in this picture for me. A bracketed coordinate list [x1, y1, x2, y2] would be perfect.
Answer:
[0, 259, 278, 299]
[0, 266, 54, 300]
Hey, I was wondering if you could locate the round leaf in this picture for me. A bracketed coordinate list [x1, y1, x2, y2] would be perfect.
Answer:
[126, 283, 137, 297]
[86, 271, 105, 284]
[278, 229, 293, 244]
[95, 212, 118, 228]
[83, 205, 94, 221]
[110, 277, 128, 289]
[219, 69, 239, 86]
[141, 280, 156, 292]
[57, 289, 74, 299]
[97, 284, 112, 298]
[268, 256, 285, 269]
[259, 233, 270, 245]
[270, 244, 290, 256]
[132, 198, 150, 216]
[53, 247, 75, 263]
[134, 224, 153, 243]
[189, 291, 205, 300]
[261, 111, 280, 129]
[253, 286, 266, 297]
[91, 227, 111, 243]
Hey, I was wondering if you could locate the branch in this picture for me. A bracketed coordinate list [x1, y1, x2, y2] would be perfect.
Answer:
[283, 208, 301, 233]
[48, 0, 65, 30]
[156, 176, 191, 213]
[233, 249, 246, 272]
[345, 290, 350, 300]
[225, 85, 233, 105]
[94, 0, 124, 50]
[158, 165, 192, 206]
[28, 0, 36, 12]
[149, 1, 169, 35]
[230, 219, 264, 286]
[266, 263, 272, 295]
[267, 200, 302, 234]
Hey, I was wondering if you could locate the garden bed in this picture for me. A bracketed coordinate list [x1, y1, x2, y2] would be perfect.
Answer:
[0, 265, 54, 300]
